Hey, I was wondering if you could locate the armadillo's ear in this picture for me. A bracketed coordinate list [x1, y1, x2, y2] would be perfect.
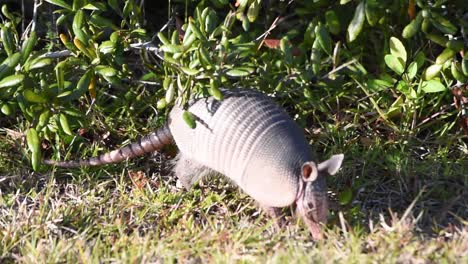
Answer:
[302, 162, 318, 182]
[318, 154, 344, 175]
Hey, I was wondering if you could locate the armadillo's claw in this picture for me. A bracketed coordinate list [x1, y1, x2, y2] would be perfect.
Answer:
[260, 205, 286, 230]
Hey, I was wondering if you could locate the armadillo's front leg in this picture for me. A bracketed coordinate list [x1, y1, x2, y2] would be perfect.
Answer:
[260, 205, 286, 229]
[173, 153, 211, 190]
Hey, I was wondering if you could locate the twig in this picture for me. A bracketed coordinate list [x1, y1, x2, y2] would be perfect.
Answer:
[320, 59, 358, 80]
[352, 77, 400, 131]
[128, 42, 164, 61]
[338, 211, 348, 238]
[129, 42, 159, 52]
[31, 0, 42, 33]
[256, 16, 281, 42]
[21, 0, 26, 33]
[416, 103, 456, 128]
[40, 50, 73, 58]
[399, 185, 426, 223]
[21, 0, 42, 40]
[256, 1, 295, 48]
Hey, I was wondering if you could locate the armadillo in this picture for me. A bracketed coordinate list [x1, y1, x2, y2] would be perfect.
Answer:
[44, 89, 344, 239]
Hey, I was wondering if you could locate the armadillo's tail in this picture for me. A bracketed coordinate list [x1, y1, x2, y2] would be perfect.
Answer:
[43, 125, 173, 168]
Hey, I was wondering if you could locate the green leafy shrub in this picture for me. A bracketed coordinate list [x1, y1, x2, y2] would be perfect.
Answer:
[0, 0, 466, 171]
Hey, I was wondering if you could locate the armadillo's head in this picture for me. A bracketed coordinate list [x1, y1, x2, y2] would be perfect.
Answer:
[296, 154, 344, 240]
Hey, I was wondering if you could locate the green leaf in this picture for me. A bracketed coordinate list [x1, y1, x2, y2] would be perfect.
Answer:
[157, 32, 170, 46]
[89, 14, 116, 29]
[367, 78, 393, 91]
[424, 64, 442, 80]
[414, 51, 425, 69]
[1, 4, 15, 20]
[0, 74, 24, 88]
[56, 14, 68, 26]
[21, 31, 38, 63]
[161, 44, 183, 54]
[247, 0, 260, 23]
[165, 83, 175, 103]
[209, 79, 223, 100]
[182, 111, 197, 129]
[31, 151, 41, 171]
[122, 0, 133, 18]
[421, 80, 446, 93]
[37, 110, 51, 130]
[347, 1, 365, 42]
[98, 41, 115, 54]
[462, 58, 468, 76]
[280, 37, 292, 64]
[83, 2, 108, 11]
[389, 37, 407, 64]
[226, 68, 253, 77]
[62, 69, 93, 101]
[73, 38, 95, 59]
[435, 48, 455, 65]
[156, 98, 167, 109]
[204, 9, 218, 34]
[315, 24, 333, 55]
[107, 0, 120, 14]
[23, 89, 47, 103]
[406, 61, 418, 80]
[451, 61, 467, 83]
[1, 26, 15, 56]
[59, 113, 73, 135]
[338, 187, 353, 205]
[72, 10, 86, 42]
[311, 38, 321, 75]
[26, 128, 41, 171]
[180, 67, 200, 76]
[242, 17, 250, 31]
[396, 80, 414, 97]
[384, 54, 404, 75]
[95, 66, 118, 77]
[0, 52, 21, 80]
[402, 12, 423, 39]
[73, 0, 86, 10]
[198, 47, 213, 69]
[364, 0, 380, 27]
[430, 13, 457, 35]
[325, 10, 341, 35]
[44, 0, 72, 10]
[26, 128, 40, 154]
[387, 96, 404, 118]
[446, 40, 464, 52]
[426, 33, 447, 47]
[1, 103, 12, 116]
[27, 58, 53, 71]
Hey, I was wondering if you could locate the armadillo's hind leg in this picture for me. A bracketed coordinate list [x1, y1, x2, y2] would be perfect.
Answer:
[173, 153, 212, 190]
[259, 205, 286, 229]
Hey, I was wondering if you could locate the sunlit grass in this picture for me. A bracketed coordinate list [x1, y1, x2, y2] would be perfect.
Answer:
[0, 134, 466, 263]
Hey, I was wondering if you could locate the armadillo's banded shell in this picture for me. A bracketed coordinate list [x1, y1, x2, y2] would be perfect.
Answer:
[169, 89, 312, 207]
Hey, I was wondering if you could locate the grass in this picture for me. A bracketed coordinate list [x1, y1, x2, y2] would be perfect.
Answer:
[0, 123, 466, 263]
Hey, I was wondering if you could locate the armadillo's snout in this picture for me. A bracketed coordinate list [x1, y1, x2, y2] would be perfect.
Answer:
[306, 194, 328, 223]
[297, 190, 329, 240]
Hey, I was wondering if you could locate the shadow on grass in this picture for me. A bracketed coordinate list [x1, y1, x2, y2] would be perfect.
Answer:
[327, 141, 466, 236]
[1, 131, 466, 239]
